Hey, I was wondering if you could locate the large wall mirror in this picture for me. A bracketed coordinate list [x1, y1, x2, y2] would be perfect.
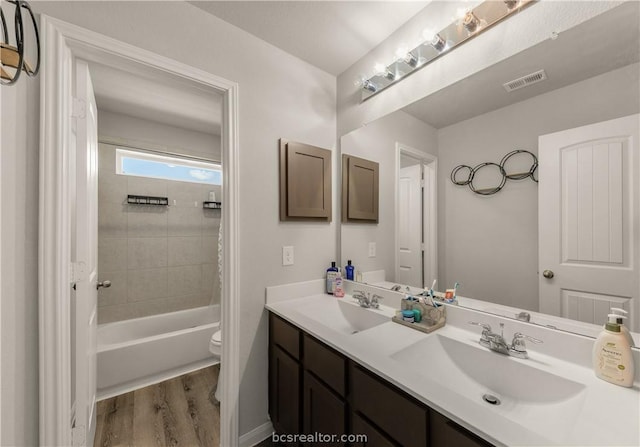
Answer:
[340, 2, 640, 339]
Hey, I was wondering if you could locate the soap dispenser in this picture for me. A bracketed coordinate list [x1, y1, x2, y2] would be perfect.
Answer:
[592, 314, 634, 387]
[611, 308, 635, 347]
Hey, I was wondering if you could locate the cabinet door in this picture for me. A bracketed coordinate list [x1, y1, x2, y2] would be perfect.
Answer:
[270, 345, 301, 440]
[351, 412, 398, 447]
[350, 363, 427, 447]
[430, 411, 494, 447]
[303, 371, 346, 447]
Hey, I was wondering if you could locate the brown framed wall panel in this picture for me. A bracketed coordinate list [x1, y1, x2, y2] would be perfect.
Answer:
[341, 154, 379, 222]
[279, 139, 332, 221]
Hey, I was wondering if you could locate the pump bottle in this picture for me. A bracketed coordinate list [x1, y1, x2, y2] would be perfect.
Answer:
[592, 313, 634, 387]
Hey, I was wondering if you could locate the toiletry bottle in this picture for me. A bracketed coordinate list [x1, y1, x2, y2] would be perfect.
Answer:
[334, 274, 345, 298]
[592, 314, 635, 387]
[611, 308, 635, 347]
[345, 260, 355, 281]
[326, 262, 339, 294]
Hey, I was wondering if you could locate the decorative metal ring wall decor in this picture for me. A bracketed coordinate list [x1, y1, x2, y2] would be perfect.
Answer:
[451, 149, 538, 196]
[0, 0, 40, 86]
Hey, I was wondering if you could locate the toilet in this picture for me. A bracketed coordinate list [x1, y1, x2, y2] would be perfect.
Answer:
[209, 329, 223, 402]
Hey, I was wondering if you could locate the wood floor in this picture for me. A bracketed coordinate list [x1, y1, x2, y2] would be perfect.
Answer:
[94, 365, 220, 447]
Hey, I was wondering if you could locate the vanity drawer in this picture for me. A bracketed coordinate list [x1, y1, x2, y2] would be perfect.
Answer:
[303, 334, 346, 396]
[350, 363, 427, 447]
[430, 410, 494, 447]
[351, 412, 398, 447]
[270, 313, 300, 360]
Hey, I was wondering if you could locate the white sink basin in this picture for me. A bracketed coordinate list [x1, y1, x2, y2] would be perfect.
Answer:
[292, 298, 390, 336]
[391, 333, 587, 437]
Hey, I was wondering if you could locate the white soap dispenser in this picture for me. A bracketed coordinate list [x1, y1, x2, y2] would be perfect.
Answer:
[592, 314, 635, 387]
[611, 308, 635, 347]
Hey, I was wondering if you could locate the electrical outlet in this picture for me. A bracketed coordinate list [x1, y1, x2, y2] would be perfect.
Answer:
[282, 246, 294, 266]
[368, 242, 376, 258]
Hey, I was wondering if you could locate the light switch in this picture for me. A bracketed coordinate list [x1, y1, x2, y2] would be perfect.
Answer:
[282, 246, 294, 266]
[368, 242, 376, 258]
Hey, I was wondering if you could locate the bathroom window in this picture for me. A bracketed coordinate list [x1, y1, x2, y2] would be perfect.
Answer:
[115, 148, 221, 185]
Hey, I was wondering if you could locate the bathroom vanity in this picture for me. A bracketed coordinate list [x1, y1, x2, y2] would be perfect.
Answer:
[265, 280, 640, 447]
[269, 312, 490, 446]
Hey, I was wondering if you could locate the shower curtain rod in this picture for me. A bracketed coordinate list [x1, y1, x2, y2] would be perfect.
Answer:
[98, 138, 221, 165]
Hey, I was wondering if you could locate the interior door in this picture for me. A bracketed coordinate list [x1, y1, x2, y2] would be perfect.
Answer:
[397, 163, 422, 287]
[539, 114, 639, 331]
[72, 59, 99, 446]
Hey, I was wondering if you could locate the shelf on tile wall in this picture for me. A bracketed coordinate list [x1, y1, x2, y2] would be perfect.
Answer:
[126, 195, 169, 206]
[203, 201, 222, 209]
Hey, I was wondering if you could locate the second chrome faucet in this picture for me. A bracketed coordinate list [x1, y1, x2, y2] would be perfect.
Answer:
[469, 321, 542, 359]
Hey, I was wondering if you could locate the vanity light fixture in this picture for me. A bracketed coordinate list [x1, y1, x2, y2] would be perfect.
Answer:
[360, 0, 536, 101]
[504, 0, 520, 10]
[362, 79, 377, 93]
[395, 46, 419, 68]
[374, 63, 395, 81]
[430, 34, 447, 52]
[462, 11, 481, 33]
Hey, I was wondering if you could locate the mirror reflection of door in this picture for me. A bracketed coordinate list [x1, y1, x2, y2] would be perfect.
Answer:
[396, 146, 437, 289]
[539, 114, 639, 331]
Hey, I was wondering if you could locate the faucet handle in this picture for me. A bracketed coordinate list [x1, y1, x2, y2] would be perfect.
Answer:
[468, 321, 492, 332]
[370, 294, 383, 308]
[510, 332, 543, 356]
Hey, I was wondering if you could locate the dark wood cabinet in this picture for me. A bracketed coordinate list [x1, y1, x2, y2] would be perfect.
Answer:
[268, 311, 494, 447]
[350, 363, 428, 447]
[351, 412, 398, 447]
[269, 345, 301, 439]
[430, 410, 493, 447]
[302, 371, 346, 446]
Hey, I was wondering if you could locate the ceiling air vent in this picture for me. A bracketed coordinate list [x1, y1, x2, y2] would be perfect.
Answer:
[503, 69, 547, 92]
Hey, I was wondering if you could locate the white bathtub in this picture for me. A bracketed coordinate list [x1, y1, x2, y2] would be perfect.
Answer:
[97, 305, 220, 400]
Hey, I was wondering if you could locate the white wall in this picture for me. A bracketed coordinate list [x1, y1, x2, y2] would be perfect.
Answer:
[5, 1, 336, 442]
[0, 74, 40, 445]
[336, 1, 621, 136]
[98, 110, 221, 160]
[340, 110, 437, 277]
[438, 63, 640, 311]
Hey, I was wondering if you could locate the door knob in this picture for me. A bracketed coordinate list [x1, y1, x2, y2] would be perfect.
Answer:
[542, 270, 554, 279]
[97, 280, 111, 290]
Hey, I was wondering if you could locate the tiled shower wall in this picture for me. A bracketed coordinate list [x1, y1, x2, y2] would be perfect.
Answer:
[97, 143, 221, 324]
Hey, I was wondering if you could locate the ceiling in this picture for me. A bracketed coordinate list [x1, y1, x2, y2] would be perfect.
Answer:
[90, 62, 223, 136]
[402, 2, 640, 129]
[191, 1, 430, 75]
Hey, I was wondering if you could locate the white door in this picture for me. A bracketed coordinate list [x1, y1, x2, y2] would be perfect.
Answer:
[71, 59, 99, 446]
[539, 114, 639, 331]
[397, 163, 423, 287]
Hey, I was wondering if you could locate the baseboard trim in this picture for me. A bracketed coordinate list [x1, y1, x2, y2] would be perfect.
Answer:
[239, 421, 273, 447]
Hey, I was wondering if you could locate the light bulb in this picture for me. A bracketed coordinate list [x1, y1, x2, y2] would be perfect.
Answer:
[422, 28, 436, 43]
[463, 11, 480, 33]
[395, 45, 409, 61]
[374, 63, 395, 81]
[504, 0, 519, 9]
[456, 7, 468, 19]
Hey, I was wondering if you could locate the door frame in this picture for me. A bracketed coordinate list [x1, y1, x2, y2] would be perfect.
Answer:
[38, 16, 240, 446]
[394, 143, 438, 288]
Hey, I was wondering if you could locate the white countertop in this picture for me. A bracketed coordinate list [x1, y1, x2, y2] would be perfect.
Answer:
[265, 281, 640, 447]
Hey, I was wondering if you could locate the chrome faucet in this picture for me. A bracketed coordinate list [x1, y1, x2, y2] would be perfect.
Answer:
[468, 322, 542, 359]
[352, 290, 382, 309]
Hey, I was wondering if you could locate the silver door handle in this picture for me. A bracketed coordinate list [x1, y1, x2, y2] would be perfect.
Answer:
[542, 270, 554, 279]
[97, 280, 111, 290]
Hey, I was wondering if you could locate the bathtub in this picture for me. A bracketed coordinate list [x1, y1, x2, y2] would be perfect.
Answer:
[97, 305, 220, 400]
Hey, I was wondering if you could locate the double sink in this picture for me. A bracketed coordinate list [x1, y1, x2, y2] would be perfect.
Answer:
[288, 296, 589, 442]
